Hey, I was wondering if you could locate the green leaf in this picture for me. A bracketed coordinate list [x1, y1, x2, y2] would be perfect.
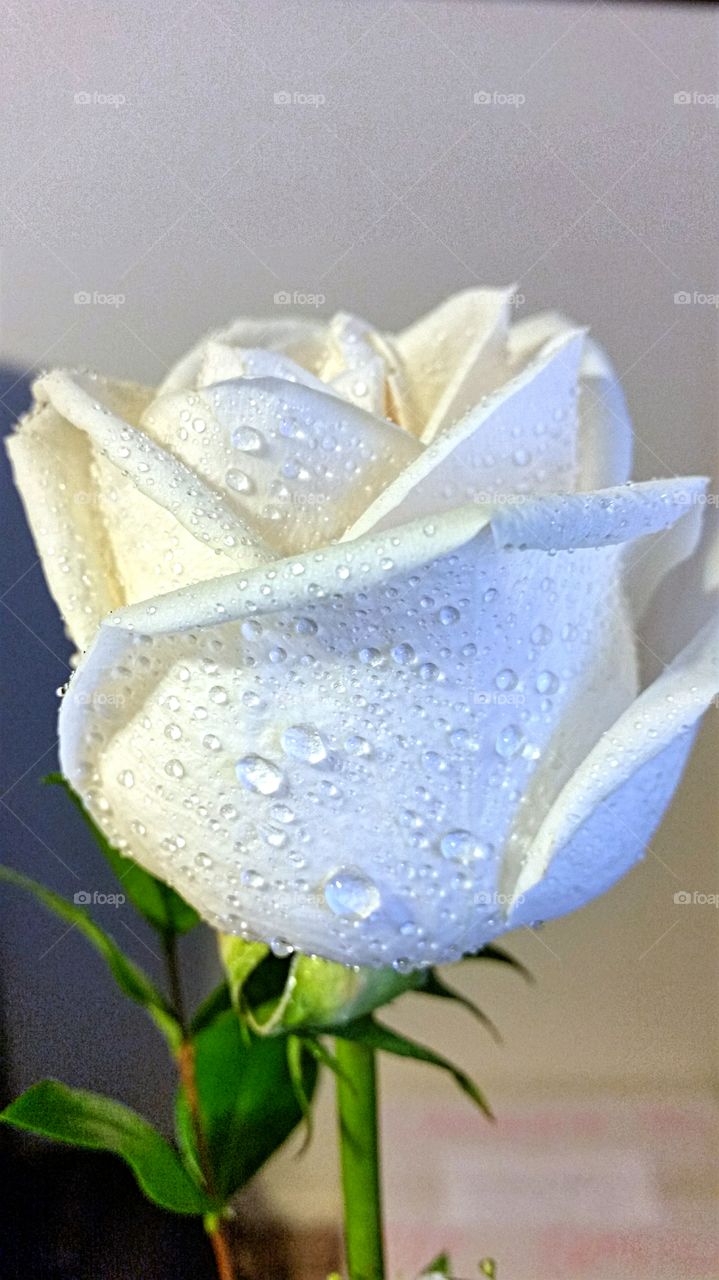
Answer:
[0, 867, 181, 1050]
[44, 774, 199, 937]
[329, 1015, 493, 1118]
[0, 1081, 212, 1215]
[176, 1011, 318, 1201]
[189, 982, 232, 1036]
[419, 970, 501, 1044]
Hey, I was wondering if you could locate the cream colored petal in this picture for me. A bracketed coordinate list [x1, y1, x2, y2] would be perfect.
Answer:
[7, 399, 125, 649]
[57, 476, 703, 966]
[35, 373, 274, 600]
[510, 311, 633, 489]
[141, 376, 421, 556]
[197, 342, 328, 392]
[395, 287, 514, 441]
[343, 331, 584, 541]
[158, 317, 329, 394]
[508, 609, 719, 926]
[318, 312, 416, 428]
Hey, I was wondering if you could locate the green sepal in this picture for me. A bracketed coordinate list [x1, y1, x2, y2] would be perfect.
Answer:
[0, 867, 181, 1050]
[44, 774, 199, 938]
[325, 1015, 493, 1118]
[175, 1010, 318, 1202]
[220, 935, 422, 1036]
[418, 970, 501, 1043]
[422, 1252, 452, 1276]
[0, 1080, 212, 1215]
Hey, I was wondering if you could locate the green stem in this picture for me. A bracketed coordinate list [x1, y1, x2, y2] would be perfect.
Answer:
[335, 1038, 385, 1280]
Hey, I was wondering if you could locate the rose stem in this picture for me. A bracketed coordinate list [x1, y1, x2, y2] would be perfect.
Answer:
[163, 934, 236, 1280]
[335, 1038, 386, 1280]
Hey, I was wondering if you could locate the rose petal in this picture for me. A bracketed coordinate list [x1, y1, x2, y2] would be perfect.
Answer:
[508, 609, 719, 925]
[509, 311, 633, 489]
[158, 316, 329, 395]
[197, 342, 328, 393]
[59, 478, 700, 966]
[395, 288, 514, 442]
[7, 393, 131, 648]
[343, 331, 584, 540]
[141, 376, 421, 555]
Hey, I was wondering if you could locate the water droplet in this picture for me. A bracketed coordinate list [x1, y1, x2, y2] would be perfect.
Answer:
[203, 733, 222, 752]
[165, 759, 185, 779]
[209, 685, 228, 704]
[241, 619, 262, 640]
[165, 723, 182, 741]
[438, 605, 460, 626]
[324, 868, 381, 919]
[391, 642, 415, 665]
[270, 936, 294, 957]
[225, 467, 254, 494]
[117, 769, 134, 788]
[495, 724, 524, 759]
[235, 754, 283, 794]
[241, 869, 266, 890]
[495, 668, 518, 691]
[281, 723, 327, 764]
[531, 623, 552, 646]
[270, 802, 295, 824]
[232, 424, 262, 452]
[345, 735, 371, 757]
[535, 670, 559, 695]
[358, 646, 383, 666]
[195, 851, 213, 870]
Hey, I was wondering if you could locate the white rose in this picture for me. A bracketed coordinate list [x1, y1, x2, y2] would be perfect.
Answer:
[8, 291, 718, 968]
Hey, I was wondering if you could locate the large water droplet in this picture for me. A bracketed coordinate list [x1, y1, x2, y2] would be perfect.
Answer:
[231, 424, 262, 452]
[324, 868, 381, 919]
[235, 754, 283, 794]
[281, 723, 327, 764]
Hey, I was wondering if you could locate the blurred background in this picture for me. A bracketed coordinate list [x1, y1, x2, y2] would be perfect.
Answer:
[1, 1, 717, 1277]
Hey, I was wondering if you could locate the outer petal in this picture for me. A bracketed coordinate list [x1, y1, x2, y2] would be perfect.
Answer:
[35, 373, 274, 608]
[508, 609, 719, 926]
[58, 482, 698, 967]
[196, 343, 327, 393]
[343, 331, 584, 541]
[7, 388, 137, 648]
[395, 288, 514, 442]
[509, 311, 633, 489]
[141, 377, 421, 555]
[158, 316, 328, 394]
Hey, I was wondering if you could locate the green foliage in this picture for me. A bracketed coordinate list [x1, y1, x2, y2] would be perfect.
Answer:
[0, 1081, 212, 1215]
[44, 773, 199, 937]
[316, 1014, 493, 1118]
[0, 867, 181, 1050]
[175, 1011, 318, 1201]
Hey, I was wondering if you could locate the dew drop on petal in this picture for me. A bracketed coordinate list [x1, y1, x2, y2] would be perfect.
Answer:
[324, 868, 381, 919]
[281, 723, 327, 764]
[235, 754, 283, 794]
